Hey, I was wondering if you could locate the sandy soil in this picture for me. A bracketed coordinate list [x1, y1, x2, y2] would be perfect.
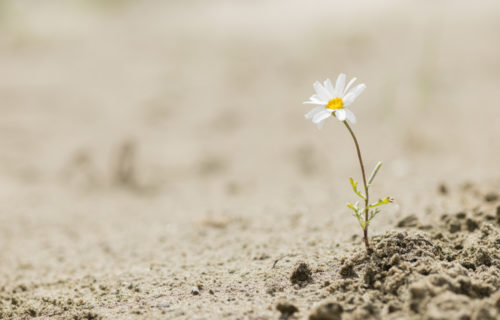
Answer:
[0, 1, 499, 319]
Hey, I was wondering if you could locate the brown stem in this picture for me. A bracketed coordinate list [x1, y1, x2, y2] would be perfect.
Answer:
[343, 121, 370, 251]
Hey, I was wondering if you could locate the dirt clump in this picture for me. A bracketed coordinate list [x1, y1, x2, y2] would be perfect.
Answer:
[484, 192, 498, 202]
[438, 183, 448, 195]
[396, 214, 420, 228]
[309, 301, 343, 320]
[290, 262, 313, 285]
[276, 301, 299, 320]
[72, 312, 102, 320]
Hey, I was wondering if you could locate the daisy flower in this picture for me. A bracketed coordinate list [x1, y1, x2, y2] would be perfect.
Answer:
[302, 73, 391, 252]
[304, 73, 366, 129]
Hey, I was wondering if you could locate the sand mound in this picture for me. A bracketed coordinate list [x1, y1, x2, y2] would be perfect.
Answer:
[310, 208, 500, 320]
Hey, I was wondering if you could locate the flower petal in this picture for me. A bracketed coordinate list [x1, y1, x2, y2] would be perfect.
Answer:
[353, 83, 366, 96]
[304, 101, 325, 105]
[312, 109, 333, 123]
[313, 81, 331, 101]
[343, 77, 357, 96]
[343, 84, 366, 106]
[343, 92, 356, 106]
[304, 95, 326, 104]
[316, 120, 326, 129]
[335, 109, 347, 121]
[324, 79, 335, 97]
[345, 109, 356, 124]
[334, 73, 346, 97]
[347, 83, 366, 98]
[304, 106, 324, 119]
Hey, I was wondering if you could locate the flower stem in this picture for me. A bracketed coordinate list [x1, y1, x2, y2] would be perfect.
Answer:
[343, 121, 371, 252]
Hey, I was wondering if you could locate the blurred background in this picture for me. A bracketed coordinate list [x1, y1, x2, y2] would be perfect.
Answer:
[0, 0, 499, 290]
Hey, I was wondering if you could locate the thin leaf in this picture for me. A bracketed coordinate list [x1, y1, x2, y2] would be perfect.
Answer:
[346, 202, 357, 213]
[368, 197, 393, 209]
[369, 208, 381, 221]
[367, 161, 383, 186]
[349, 177, 366, 200]
[347, 202, 361, 218]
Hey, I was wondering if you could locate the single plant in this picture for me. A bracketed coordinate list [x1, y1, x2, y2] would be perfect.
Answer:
[304, 73, 392, 252]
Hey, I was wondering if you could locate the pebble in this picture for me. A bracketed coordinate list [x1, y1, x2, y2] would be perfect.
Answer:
[191, 286, 200, 295]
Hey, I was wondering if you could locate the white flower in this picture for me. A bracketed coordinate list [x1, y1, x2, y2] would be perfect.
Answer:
[304, 73, 366, 129]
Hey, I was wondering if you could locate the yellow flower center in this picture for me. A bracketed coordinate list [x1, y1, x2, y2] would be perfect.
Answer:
[326, 97, 344, 110]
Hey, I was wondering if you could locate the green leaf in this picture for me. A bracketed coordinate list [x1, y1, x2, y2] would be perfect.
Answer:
[368, 197, 393, 209]
[369, 208, 381, 221]
[367, 161, 383, 187]
[346, 202, 356, 211]
[346, 202, 361, 217]
[349, 177, 366, 200]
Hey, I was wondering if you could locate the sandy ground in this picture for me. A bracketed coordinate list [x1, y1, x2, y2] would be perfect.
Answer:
[0, 0, 499, 319]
